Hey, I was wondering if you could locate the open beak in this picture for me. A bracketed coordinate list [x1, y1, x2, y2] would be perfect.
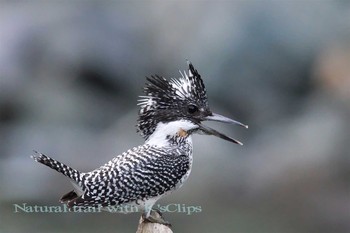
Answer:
[198, 113, 248, 145]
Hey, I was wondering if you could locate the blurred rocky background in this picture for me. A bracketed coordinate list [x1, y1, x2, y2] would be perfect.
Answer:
[1, 1, 349, 233]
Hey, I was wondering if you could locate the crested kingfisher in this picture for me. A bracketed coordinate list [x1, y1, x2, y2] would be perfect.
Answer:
[31, 62, 248, 225]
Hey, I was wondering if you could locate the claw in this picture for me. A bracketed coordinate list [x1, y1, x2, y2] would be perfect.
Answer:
[142, 209, 172, 227]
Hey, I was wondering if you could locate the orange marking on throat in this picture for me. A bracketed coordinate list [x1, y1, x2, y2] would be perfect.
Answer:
[177, 128, 188, 137]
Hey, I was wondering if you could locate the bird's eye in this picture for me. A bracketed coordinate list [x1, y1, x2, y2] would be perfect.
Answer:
[187, 104, 199, 114]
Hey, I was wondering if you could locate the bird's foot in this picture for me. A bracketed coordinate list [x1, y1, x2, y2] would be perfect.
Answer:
[142, 209, 172, 227]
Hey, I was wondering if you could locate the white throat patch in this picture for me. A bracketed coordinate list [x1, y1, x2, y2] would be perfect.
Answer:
[146, 120, 197, 147]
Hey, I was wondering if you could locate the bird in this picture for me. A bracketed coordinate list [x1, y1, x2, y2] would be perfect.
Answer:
[31, 61, 248, 226]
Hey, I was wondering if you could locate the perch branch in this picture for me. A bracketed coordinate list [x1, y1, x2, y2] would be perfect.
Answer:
[136, 212, 173, 233]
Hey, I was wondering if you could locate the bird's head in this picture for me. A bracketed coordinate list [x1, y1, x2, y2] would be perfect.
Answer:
[137, 62, 247, 145]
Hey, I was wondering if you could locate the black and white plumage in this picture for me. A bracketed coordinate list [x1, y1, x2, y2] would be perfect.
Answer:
[31, 62, 247, 225]
[137, 63, 208, 140]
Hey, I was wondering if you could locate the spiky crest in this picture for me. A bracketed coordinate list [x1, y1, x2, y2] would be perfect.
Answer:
[136, 62, 210, 140]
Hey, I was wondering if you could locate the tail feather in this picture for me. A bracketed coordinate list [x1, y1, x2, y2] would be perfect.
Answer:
[31, 151, 82, 185]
